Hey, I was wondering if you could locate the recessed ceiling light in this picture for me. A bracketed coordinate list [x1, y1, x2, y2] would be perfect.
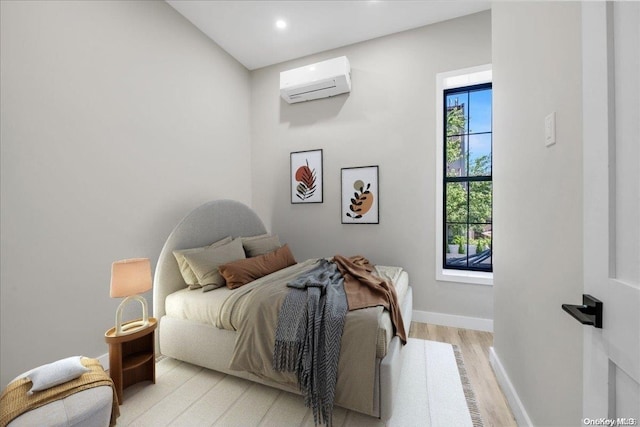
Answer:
[275, 19, 287, 29]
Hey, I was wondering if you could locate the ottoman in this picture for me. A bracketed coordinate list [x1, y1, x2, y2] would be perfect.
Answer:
[8, 386, 113, 427]
[1, 357, 117, 427]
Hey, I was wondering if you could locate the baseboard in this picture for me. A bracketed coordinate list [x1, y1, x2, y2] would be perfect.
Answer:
[412, 310, 493, 332]
[97, 352, 109, 371]
[489, 347, 533, 427]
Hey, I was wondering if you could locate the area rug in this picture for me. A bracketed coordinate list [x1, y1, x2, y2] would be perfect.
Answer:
[117, 338, 482, 427]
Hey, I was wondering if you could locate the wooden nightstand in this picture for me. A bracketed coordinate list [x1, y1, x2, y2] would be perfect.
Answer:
[104, 317, 157, 404]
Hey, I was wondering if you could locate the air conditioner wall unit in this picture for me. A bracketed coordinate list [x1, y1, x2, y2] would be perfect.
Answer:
[280, 56, 351, 104]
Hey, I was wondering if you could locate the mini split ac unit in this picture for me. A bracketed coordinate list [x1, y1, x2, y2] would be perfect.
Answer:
[280, 56, 351, 104]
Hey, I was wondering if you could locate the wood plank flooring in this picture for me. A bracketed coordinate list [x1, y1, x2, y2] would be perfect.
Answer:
[409, 322, 516, 427]
[120, 321, 515, 426]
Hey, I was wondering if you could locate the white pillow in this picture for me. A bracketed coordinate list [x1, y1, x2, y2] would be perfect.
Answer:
[27, 356, 89, 395]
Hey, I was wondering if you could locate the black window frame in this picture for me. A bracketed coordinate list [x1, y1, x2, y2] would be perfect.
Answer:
[442, 82, 493, 273]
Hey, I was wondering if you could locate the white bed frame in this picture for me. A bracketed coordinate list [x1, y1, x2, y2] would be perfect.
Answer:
[153, 199, 413, 420]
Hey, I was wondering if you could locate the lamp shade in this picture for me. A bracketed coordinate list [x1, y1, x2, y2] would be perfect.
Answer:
[110, 258, 152, 298]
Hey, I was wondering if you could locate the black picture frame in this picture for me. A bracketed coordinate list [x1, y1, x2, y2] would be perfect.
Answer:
[290, 149, 323, 204]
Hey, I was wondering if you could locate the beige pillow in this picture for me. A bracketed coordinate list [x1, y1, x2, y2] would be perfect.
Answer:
[241, 233, 270, 241]
[183, 238, 246, 287]
[218, 244, 296, 289]
[241, 234, 281, 257]
[173, 236, 232, 289]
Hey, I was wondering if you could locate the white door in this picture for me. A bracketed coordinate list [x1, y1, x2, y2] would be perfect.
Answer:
[582, 1, 640, 423]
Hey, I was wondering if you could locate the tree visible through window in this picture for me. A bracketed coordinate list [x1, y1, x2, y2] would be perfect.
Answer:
[444, 83, 492, 272]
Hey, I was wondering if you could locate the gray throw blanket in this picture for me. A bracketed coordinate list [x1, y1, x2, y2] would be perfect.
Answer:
[273, 259, 348, 427]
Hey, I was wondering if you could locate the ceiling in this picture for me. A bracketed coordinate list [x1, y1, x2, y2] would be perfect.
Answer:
[166, 1, 491, 70]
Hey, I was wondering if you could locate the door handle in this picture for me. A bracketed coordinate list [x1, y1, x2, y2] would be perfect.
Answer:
[562, 294, 603, 328]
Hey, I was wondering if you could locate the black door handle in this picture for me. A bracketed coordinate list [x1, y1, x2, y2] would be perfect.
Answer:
[562, 294, 603, 328]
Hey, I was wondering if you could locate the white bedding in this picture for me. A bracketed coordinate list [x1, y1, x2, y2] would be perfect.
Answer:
[165, 262, 409, 358]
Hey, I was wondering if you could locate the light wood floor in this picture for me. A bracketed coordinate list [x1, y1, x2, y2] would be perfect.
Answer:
[409, 322, 517, 427]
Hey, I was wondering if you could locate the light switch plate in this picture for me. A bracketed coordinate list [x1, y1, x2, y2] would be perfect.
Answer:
[545, 112, 556, 147]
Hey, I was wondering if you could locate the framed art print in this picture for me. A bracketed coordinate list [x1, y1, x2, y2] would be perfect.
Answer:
[291, 149, 323, 203]
[341, 165, 379, 224]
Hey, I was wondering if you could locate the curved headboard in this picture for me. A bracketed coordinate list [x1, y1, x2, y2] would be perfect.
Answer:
[153, 199, 267, 319]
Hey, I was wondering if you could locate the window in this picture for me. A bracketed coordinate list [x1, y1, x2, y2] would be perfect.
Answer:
[435, 65, 492, 285]
[443, 84, 492, 272]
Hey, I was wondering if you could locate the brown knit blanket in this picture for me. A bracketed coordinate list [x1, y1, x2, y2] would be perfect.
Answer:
[333, 255, 407, 344]
[0, 358, 119, 427]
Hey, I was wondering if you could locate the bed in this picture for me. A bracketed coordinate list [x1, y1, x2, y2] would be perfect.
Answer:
[153, 199, 413, 421]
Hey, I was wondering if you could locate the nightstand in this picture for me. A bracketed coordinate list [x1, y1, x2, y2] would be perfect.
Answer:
[104, 317, 157, 404]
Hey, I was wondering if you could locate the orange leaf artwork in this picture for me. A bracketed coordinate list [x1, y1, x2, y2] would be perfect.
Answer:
[346, 180, 374, 219]
[295, 160, 317, 201]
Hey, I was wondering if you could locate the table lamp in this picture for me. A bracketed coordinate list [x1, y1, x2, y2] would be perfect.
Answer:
[110, 258, 152, 336]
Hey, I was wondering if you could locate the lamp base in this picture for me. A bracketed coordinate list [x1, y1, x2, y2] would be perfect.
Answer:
[114, 295, 149, 336]
[119, 319, 149, 334]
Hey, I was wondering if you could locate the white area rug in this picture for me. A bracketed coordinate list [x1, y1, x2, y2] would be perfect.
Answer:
[117, 339, 481, 427]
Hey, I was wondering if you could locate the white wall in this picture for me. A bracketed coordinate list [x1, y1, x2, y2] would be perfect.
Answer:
[492, 2, 584, 425]
[250, 12, 493, 322]
[0, 0, 252, 387]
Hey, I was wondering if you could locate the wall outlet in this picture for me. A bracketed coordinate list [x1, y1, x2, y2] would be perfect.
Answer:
[545, 112, 556, 147]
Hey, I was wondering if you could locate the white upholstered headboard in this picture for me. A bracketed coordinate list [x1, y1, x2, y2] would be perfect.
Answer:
[153, 200, 267, 319]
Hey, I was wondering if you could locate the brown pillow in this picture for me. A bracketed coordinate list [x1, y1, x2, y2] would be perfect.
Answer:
[218, 245, 296, 289]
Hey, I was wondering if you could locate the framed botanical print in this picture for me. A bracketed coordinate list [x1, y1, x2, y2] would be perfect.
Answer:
[341, 165, 379, 224]
[291, 149, 323, 204]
